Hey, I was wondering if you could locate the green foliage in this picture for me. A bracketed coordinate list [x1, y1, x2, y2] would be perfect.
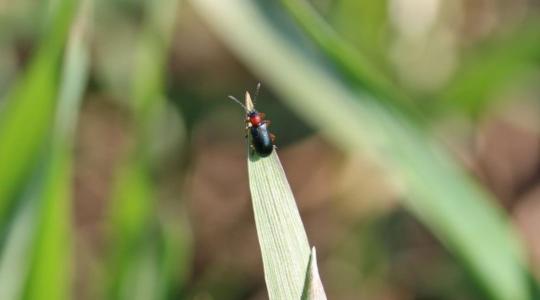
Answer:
[0, 1, 87, 300]
[438, 22, 540, 116]
[332, 0, 389, 53]
[107, 160, 157, 299]
[104, 0, 189, 299]
[23, 148, 73, 300]
[0, 0, 77, 220]
[279, 0, 413, 109]
[23, 3, 90, 299]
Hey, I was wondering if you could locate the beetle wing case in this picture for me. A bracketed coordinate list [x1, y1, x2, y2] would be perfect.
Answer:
[250, 123, 273, 157]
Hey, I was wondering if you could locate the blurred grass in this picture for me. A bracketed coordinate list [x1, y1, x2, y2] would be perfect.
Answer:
[0, 1, 86, 300]
[131, 0, 178, 124]
[105, 0, 188, 299]
[279, 0, 417, 114]
[0, 184, 36, 300]
[23, 2, 89, 299]
[0, 0, 76, 222]
[330, 0, 389, 65]
[438, 21, 540, 116]
[0, 1, 91, 299]
[107, 161, 157, 299]
[23, 144, 73, 300]
[191, 1, 532, 299]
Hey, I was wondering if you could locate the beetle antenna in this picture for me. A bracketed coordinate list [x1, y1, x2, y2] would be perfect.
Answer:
[228, 95, 248, 111]
[253, 82, 261, 104]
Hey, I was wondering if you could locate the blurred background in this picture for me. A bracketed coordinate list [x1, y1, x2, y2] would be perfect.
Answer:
[0, 0, 539, 299]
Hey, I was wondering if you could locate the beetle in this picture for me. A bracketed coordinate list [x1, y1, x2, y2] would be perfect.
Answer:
[228, 83, 275, 157]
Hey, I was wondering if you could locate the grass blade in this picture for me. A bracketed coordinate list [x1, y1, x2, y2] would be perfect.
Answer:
[23, 147, 72, 300]
[0, 196, 36, 300]
[279, 0, 414, 109]
[301, 248, 327, 300]
[0, 0, 76, 218]
[248, 150, 316, 299]
[23, 2, 90, 299]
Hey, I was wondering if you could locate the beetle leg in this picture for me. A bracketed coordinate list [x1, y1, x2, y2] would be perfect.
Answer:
[264, 119, 272, 127]
[259, 112, 266, 119]
[270, 133, 276, 142]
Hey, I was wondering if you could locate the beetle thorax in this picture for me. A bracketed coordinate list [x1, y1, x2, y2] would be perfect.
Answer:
[249, 112, 263, 127]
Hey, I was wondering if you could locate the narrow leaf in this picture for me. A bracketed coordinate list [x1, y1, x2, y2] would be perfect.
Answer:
[0, 197, 35, 300]
[248, 150, 312, 299]
[279, 0, 414, 109]
[23, 2, 90, 299]
[0, 0, 76, 217]
[301, 247, 327, 300]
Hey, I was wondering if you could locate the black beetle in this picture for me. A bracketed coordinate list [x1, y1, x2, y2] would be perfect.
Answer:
[228, 83, 275, 157]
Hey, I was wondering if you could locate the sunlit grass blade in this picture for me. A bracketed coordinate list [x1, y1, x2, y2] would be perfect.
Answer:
[23, 149, 72, 300]
[248, 150, 325, 299]
[0, 196, 36, 300]
[0, 0, 76, 219]
[23, 2, 90, 299]
[191, 1, 531, 299]
[301, 247, 327, 300]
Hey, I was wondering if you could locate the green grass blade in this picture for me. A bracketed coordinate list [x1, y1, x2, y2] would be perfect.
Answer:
[0, 0, 76, 219]
[279, 0, 413, 108]
[0, 197, 36, 300]
[301, 248, 327, 300]
[23, 149, 73, 300]
[23, 3, 90, 299]
[248, 150, 323, 299]
[191, 1, 530, 299]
